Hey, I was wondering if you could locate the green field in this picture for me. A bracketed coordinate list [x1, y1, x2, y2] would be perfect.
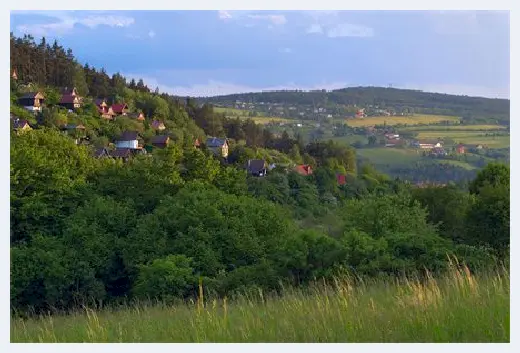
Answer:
[341, 114, 461, 127]
[357, 148, 422, 165]
[433, 160, 477, 170]
[329, 135, 369, 146]
[401, 124, 508, 132]
[10, 265, 509, 343]
[414, 131, 509, 148]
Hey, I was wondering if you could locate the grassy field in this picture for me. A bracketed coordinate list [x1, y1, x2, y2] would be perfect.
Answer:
[341, 114, 461, 127]
[357, 147, 422, 165]
[413, 131, 510, 148]
[401, 124, 508, 132]
[10, 265, 509, 343]
[433, 160, 477, 170]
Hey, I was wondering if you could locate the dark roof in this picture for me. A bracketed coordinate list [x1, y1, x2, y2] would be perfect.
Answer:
[118, 131, 139, 141]
[93, 147, 111, 158]
[19, 92, 42, 99]
[59, 94, 78, 104]
[128, 112, 144, 119]
[13, 119, 30, 129]
[151, 135, 169, 144]
[247, 159, 267, 173]
[61, 87, 77, 95]
[206, 137, 227, 148]
[94, 98, 107, 106]
[110, 148, 132, 158]
[64, 124, 86, 130]
[111, 104, 128, 114]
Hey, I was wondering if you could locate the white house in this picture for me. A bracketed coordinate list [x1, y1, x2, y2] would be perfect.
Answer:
[115, 131, 140, 149]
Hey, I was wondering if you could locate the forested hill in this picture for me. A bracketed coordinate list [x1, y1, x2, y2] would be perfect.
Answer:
[199, 87, 510, 124]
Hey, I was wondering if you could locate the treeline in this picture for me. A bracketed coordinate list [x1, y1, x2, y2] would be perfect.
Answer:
[200, 87, 510, 124]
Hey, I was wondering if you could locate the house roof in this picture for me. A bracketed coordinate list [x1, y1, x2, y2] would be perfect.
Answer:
[93, 147, 111, 158]
[64, 124, 86, 130]
[13, 119, 30, 129]
[128, 112, 144, 119]
[247, 159, 267, 173]
[19, 92, 43, 99]
[110, 148, 132, 158]
[294, 164, 313, 176]
[61, 87, 77, 95]
[94, 98, 107, 106]
[151, 120, 165, 129]
[337, 174, 346, 186]
[118, 131, 139, 141]
[111, 104, 128, 114]
[59, 94, 79, 104]
[151, 135, 169, 144]
[206, 137, 227, 148]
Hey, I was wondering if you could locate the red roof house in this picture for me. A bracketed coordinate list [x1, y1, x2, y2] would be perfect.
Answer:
[111, 103, 128, 116]
[294, 164, 313, 176]
[456, 144, 465, 154]
[337, 174, 346, 186]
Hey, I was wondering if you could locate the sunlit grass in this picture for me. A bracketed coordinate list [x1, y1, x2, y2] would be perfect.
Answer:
[342, 114, 461, 127]
[11, 264, 509, 343]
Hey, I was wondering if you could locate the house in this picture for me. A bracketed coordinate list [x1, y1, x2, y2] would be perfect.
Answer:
[128, 112, 146, 121]
[247, 159, 267, 177]
[431, 147, 447, 156]
[456, 144, 466, 154]
[58, 87, 82, 110]
[12, 69, 17, 80]
[415, 140, 443, 149]
[109, 148, 132, 162]
[18, 92, 44, 112]
[384, 133, 399, 139]
[294, 164, 313, 176]
[150, 135, 170, 149]
[62, 123, 86, 132]
[206, 137, 229, 158]
[151, 120, 166, 131]
[194, 138, 201, 148]
[94, 98, 108, 108]
[93, 147, 112, 159]
[337, 174, 346, 186]
[355, 108, 366, 118]
[115, 131, 140, 149]
[385, 139, 404, 147]
[12, 119, 32, 133]
[111, 103, 128, 116]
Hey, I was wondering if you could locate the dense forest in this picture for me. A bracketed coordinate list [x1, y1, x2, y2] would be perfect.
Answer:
[10, 33, 510, 316]
[200, 87, 510, 125]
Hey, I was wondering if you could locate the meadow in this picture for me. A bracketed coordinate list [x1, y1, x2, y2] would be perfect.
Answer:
[401, 124, 508, 131]
[356, 147, 422, 165]
[10, 264, 509, 343]
[341, 114, 461, 127]
[413, 131, 510, 148]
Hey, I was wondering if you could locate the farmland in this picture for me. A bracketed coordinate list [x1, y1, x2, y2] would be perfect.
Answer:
[401, 124, 508, 131]
[414, 132, 510, 148]
[356, 148, 422, 165]
[340, 114, 461, 127]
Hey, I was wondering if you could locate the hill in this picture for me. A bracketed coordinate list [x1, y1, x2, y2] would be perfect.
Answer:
[198, 87, 510, 125]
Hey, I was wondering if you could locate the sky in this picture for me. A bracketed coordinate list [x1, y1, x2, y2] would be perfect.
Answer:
[10, 10, 510, 99]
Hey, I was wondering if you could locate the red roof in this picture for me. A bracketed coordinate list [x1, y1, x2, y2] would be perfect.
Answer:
[337, 174, 346, 186]
[60, 94, 77, 104]
[294, 164, 313, 176]
[111, 104, 128, 114]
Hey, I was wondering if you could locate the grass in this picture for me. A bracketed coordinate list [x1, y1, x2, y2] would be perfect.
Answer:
[357, 148, 422, 165]
[401, 124, 508, 132]
[433, 160, 477, 170]
[341, 114, 461, 127]
[11, 264, 509, 343]
[413, 132, 510, 148]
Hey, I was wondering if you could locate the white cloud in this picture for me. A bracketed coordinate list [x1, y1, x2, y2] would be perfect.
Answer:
[306, 24, 323, 34]
[247, 14, 287, 25]
[16, 13, 135, 36]
[218, 10, 233, 20]
[327, 23, 374, 38]
[279, 48, 292, 54]
[148, 30, 156, 38]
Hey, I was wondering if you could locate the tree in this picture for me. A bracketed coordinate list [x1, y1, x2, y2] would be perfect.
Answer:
[469, 163, 510, 195]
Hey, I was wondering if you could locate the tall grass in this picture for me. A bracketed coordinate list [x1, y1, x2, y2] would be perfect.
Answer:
[10, 264, 509, 343]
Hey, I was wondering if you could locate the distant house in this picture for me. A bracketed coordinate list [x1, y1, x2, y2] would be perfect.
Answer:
[431, 147, 447, 156]
[150, 135, 170, 149]
[456, 144, 466, 154]
[93, 147, 112, 159]
[294, 164, 313, 176]
[18, 92, 44, 112]
[12, 119, 32, 133]
[151, 120, 166, 131]
[355, 108, 366, 118]
[109, 148, 132, 162]
[111, 103, 128, 116]
[11, 69, 17, 80]
[206, 137, 229, 158]
[115, 131, 140, 149]
[385, 139, 404, 147]
[337, 174, 346, 186]
[128, 112, 146, 121]
[194, 138, 201, 148]
[247, 159, 267, 177]
[385, 133, 399, 139]
[58, 87, 82, 110]
[416, 140, 443, 149]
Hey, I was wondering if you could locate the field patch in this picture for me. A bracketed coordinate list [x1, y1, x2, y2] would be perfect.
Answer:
[341, 114, 460, 127]
[357, 147, 422, 165]
[414, 131, 509, 148]
[401, 124, 507, 132]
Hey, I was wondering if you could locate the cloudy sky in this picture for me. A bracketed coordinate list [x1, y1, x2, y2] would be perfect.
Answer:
[10, 10, 510, 98]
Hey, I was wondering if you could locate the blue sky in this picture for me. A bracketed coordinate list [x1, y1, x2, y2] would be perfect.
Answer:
[10, 10, 510, 98]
